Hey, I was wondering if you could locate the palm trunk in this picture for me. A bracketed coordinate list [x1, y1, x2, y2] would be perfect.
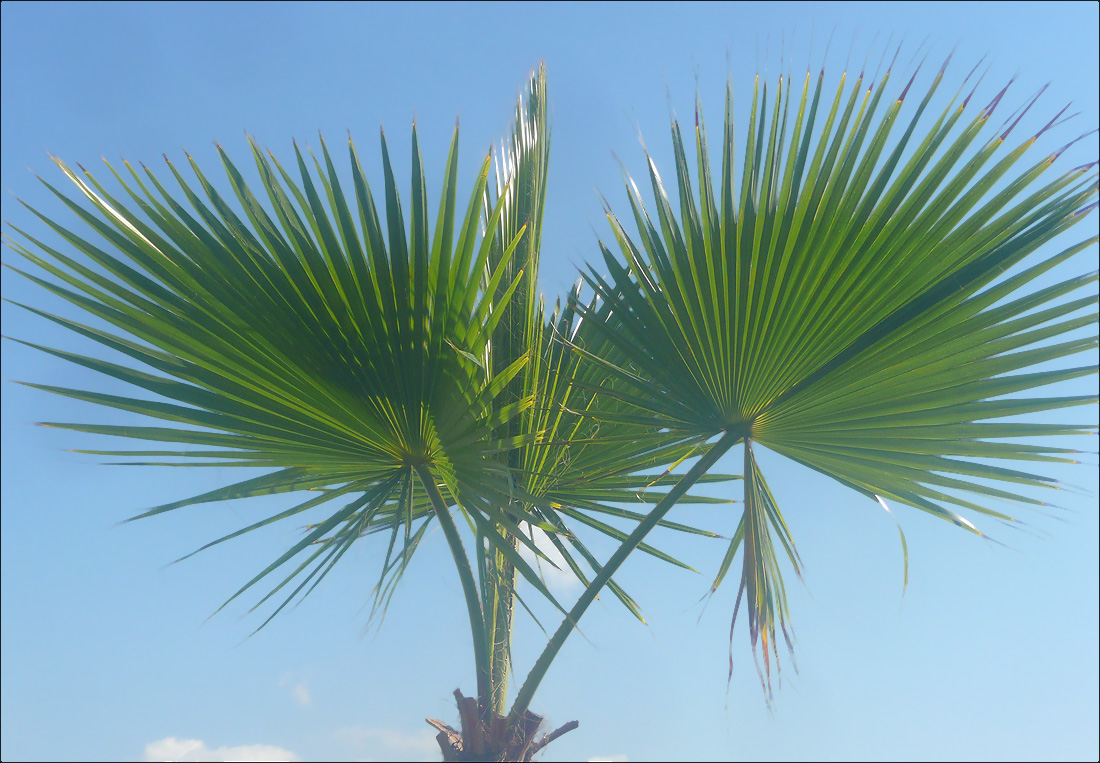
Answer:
[427, 689, 577, 761]
[425, 524, 580, 761]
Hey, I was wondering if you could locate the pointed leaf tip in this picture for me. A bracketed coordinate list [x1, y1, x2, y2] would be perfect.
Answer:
[1053, 129, 1100, 161]
[1034, 101, 1072, 142]
[1072, 201, 1098, 217]
[898, 68, 920, 102]
[1002, 83, 1049, 141]
[983, 79, 1014, 118]
[938, 50, 953, 76]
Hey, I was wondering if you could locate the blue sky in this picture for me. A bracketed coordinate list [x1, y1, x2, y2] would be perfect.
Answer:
[1, 2, 1097, 761]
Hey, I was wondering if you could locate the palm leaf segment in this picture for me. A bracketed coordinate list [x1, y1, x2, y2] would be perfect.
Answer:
[578, 54, 1098, 692]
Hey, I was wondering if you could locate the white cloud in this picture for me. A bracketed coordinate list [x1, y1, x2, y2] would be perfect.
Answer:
[278, 673, 312, 708]
[588, 756, 629, 762]
[517, 523, 581, 594]
[142, 737, 299, 762]
[334, 726, 438, 762]
[291, 681, 311, 707]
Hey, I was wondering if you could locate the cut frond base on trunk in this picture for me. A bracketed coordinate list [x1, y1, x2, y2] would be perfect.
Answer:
[426, 689, 578, 761]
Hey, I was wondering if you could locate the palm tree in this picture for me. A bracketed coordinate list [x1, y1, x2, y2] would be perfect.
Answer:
[6, 51, 1097, 762]
[5, 66, 730, 761]
[505, 52, 1098, 720]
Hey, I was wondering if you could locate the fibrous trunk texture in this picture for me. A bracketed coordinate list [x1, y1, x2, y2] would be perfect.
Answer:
[426, 689, 578, 761]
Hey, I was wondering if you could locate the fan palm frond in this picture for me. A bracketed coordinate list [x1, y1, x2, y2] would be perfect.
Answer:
[512, 54, 1097, 712]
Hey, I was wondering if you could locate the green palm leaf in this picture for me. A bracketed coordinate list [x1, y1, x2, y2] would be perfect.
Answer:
[512, 54, 1096, 711]
[5, 114, 552, 702]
